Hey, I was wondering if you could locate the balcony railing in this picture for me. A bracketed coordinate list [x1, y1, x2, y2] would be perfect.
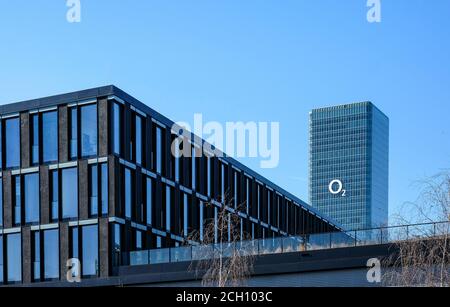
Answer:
[124, 221, 450, 267]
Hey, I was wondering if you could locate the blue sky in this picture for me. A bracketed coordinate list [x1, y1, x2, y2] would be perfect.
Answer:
[1, 1, 449, 223]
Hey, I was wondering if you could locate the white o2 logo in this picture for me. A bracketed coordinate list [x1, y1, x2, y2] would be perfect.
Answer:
[329, 179, 346, 197]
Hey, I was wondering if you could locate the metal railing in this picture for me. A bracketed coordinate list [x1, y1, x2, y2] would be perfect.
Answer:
[123, 221, 450, 267]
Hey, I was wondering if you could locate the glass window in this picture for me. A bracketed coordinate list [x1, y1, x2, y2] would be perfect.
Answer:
[146, 177, 152, 225]
[112, 224, 121, 267]
[31, 114, 39, 165]
[70, 227, 79, 259]
[113, 103, 122, 155]
[125, 168, 132, 219]
[183, 193, 188, 236]
[5, 117, 20, 168]
[80, 104, 97, 157]
[42, 111, 58, 163]
[13, 175, 21, 226]
[100, 163, 108, 215]
[62, 168, 78, 219]
[89, 165, 98, 217]
[156, 127, 162, 174]
[69, 107, 78, 160]
[135, 230, 143, 250]
[192, 147, 196, 190]
[7, 233, 21, 283]
[166, 185, 171, 231]
[82, 225, 98, 277]
[24, 173, 40, 224]
[50, 170, 59, 221]
[136, 115, 142, 165]
[33, 232, 40, 281]
[44, 229, 59, 280]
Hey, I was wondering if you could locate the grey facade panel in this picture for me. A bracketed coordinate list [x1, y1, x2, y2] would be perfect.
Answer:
[3, 171, 12, 229]
[60, 222, 69, 281]
[79, 160, 89, 220]
[98, 98, 109, 157]
[99, 217, 110, 278]
[20, 112, 30, 169]
[22, 226, 32, 284]
[40, 165, 50, 225]
[58, 105, 69, 163]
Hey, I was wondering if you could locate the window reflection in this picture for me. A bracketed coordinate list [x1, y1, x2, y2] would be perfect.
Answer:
[100, 163, 108, 215]
[0, 179, 2, 227]
[13, 175, 21, 226]
[50, 170, 59, 221]
[44, 229, 59, 280]
[69, 107, 78, 160]
[89, 165, 98, 217]
[7, 233, 21, 283]
[5, 117, 20, 168]
[81, 104, 97, 157]
[31, 114, 39, 165]
[113, 103, 122, 155]
[82, 225, 98, 277]
[42, 111, 58, 163]
[62, 168, 78, 219]
[136, 115, 142, 165]
[33, 232, 40, 282]
[125, 168, 132, 219]
[146, 177, 152, 225]
[24, 173, 40, 224]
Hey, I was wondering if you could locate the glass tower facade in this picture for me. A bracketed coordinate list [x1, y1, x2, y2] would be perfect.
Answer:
[309, 102, 389, 231]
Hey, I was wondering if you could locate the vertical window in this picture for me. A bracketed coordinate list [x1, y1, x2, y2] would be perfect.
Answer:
[42, 111, 58, 163]
[89, 165, 98, 217]
[234, 172, 238, 208]
[221, 163, 225, 202]
[6, 233, 21, 283]
[192, 147, 196, 190]
[199, 201, 204, 242]
[207, 157, 211, 196]
[69, 107, 78, 160]
[70, 227, 79, 259]
[43, 229, 59, 280]
[135, 230, 143, 250]
[31, 114, 39, 165]
[33, 232, 40, 282]
[113, 103, 122, 155]
[62, 168, 78, 219]
[112, 224, 121, 267]
[156, 127, 162, 174]
[125, 168, 132, 219]
[246, 178, 250, 214]
[100, 163, 108, 215]
[82, 225, 98, 277]
[174, 138, 180, 182]
[183, 194, 188, 236]
[136, 115, 142, 165]
[13, 175, 21, 226]
[146, 177, 152, 225]
[5, 117, 20, 168]
[50, 170, 59, 221]
[81, 104, 98, 157]
[166, 185, 171, 232]
[24, 173, 40, 224]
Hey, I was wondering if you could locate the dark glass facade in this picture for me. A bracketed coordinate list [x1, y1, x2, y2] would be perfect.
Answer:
[309, 102, 389, 231]
[0, 86, 341, 285]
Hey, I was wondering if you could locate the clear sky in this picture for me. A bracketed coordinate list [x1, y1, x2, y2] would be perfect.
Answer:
[1, 1, 449, 224]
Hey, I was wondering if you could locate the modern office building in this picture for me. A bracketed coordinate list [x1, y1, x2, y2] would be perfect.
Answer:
[309, 102, 389, 231]
[0, 85, 342, 286]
